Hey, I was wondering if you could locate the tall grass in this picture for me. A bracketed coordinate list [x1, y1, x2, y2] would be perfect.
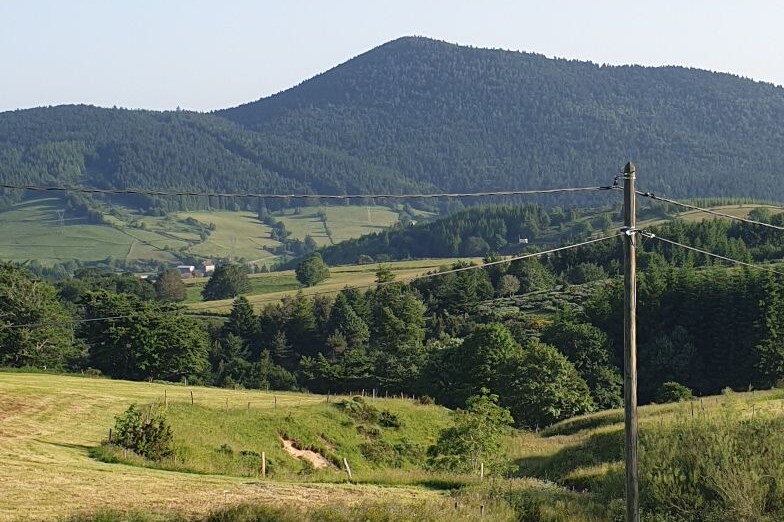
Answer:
[513, 395, 784, 522]
[640, 408, 784, 522]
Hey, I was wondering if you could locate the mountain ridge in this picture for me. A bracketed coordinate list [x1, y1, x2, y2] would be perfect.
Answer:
[2, 36, 784, 211]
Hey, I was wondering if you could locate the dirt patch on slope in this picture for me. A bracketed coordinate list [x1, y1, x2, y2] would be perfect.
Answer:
[279, 437, 332, 469]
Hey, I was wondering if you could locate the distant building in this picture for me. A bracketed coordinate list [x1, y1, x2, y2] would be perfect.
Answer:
[177, 265, 195, 279]
[518, 238, 529, 244]
[202, 261, 215, 273]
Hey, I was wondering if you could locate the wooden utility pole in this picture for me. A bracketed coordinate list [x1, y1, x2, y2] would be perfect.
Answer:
[623, 161, 640, 522]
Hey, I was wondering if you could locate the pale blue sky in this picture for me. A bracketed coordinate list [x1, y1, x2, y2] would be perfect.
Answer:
[2, 0, 782, 112]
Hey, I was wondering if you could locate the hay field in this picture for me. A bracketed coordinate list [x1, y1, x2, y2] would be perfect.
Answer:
[0, 373, 434, 521]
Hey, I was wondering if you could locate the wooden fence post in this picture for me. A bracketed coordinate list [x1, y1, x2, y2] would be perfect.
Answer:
[190, 391, 194, 405]
[261, 451, 266, 478]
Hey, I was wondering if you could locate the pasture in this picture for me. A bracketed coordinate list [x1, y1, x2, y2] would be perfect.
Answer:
[0, 199, 402, 268]
[185, 258, 483, 312]
[0, 373, 436, 521]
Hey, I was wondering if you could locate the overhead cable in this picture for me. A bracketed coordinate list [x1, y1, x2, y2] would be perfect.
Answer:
[0, 233, 622, 330]
[640, 231, 784, 276]
[637, 191, 784, 231]
[0, 183, 618, 200]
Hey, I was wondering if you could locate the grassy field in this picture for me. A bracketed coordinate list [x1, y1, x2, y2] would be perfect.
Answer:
[0, 199, 401, 268]
[0, 198, 180, 265]
[0, 373, 441, 521]
[3, 372, 784, 521]
[96, 397, 453, 479]
[185, 258, 482, 312]
[174, 210, 279, 263]
[275, 206, 399, 247]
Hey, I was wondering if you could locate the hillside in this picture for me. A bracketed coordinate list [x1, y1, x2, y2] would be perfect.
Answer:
[219, 36, 784, 200]
[5, 372, 784, 521]
[0, 197, 400, 271]
[2, 37, 784, 213]
[0, 373, 444, 520]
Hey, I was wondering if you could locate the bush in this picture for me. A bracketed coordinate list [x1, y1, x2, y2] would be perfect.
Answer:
[426, 394, 513, 474]
[295, 253, 330, 287]
[655, 381, 693, 403]
[419, 395, 435, 405]
[112, 404, 173, 461]
[379, 410, 401, 428]
[339, 396, 380, 423]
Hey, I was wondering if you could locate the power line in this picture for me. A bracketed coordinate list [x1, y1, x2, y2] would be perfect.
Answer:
[1, 313, 228, 330]
[1, 234, 622, 330]
[640, 231, 784, 276]
[637, 191, 784, 231]
[0, 183, 618, 200]
[266, 233, 623, 303]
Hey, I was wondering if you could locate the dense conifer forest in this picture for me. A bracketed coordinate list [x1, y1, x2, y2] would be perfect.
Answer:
[3, 37, 784, 214]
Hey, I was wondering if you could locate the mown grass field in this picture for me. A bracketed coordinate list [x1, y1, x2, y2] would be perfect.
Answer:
[184, 258, 482, 312]
[4, 372, 784, 521]
[274, 206, 399, 248]
[0, 373, 440, 521]
[638, 203, 783, 228]
[174, 210, 279, 263]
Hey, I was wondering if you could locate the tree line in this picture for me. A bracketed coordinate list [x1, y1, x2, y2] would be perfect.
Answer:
[4, 211, 784, 427]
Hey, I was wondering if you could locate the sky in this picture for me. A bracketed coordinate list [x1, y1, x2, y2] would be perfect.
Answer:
[2, 0, 783, 113]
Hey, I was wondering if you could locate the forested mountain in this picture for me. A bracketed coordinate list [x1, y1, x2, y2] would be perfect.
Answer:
[219, 37, 784, 200]
[0, 105, 426, 211]
[3, 36, 784, 213]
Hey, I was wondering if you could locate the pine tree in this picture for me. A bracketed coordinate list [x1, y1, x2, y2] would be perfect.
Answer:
[223, 296, 258, 347]
[271, 331, 294, 370]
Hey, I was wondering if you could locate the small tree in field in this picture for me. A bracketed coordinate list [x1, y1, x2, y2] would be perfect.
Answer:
[112, 404, 173, 461]
[154, 268, 186, 302]
[202, 264, 250, 301]
[295, 253, 330, 287]
[655, 381, 693, 403]
[426, 393, 513, 474]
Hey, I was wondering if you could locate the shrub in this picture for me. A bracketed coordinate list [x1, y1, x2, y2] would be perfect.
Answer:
[426, 394, 513, 474]
[655, 381, 693, 403]
[379, 410, 401, 428]
[112, 404, 173, 461]
[339, 396, 380, 423]
[419, 395, 435, 405]
[359, 438, 396, 464]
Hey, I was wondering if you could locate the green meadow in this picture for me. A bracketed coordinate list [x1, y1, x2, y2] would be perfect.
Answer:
[0, 198, 401, 268]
